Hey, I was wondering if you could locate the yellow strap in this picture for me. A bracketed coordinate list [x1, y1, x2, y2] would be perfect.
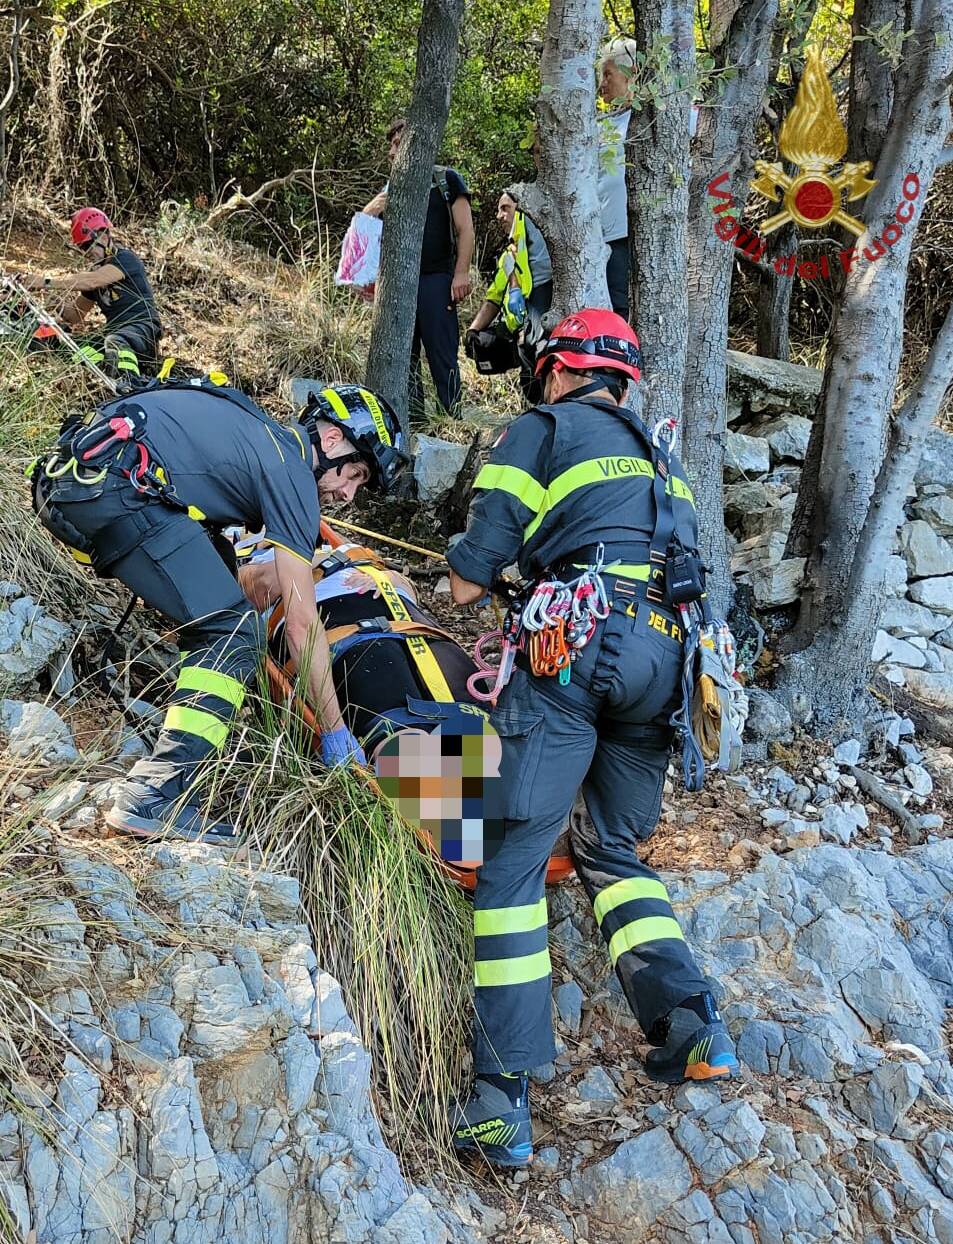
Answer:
[362, 565, 455, 703]
[157, 357, 175, 381]
[324, 618, 455, 647]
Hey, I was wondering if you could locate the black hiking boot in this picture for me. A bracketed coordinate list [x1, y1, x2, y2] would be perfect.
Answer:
[644, 992, 740, 1084]
[452, 1073, 533, 1168]
[106, 781, 238, 846]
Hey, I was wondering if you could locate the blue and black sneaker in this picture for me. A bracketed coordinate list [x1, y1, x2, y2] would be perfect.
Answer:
[452, 1073, 533, 1168]
[644, 992, 740, 1084]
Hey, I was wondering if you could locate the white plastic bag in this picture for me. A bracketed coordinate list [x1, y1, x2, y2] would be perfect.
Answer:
[335, 211, 382, 289]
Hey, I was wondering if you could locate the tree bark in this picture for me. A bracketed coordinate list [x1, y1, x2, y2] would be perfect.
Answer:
[0, 2, 27, 203]
[363, 0, 464, 429]
[507, 0, 609, 320]
[626, 0, 695, 427]
[680, 0, 779, 614]
[777, 0, 953, 729]
[755, 222, 796, 359]
[848, 0, 903, 164]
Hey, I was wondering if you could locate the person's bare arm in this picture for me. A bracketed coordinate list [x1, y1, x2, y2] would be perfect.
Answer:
[273, 548, 345, 732]
[238, 558, 281, 611]
[451, 198, 475, 303]
[362, 191, 388, 217]
[450, 569, 489, 605]
[468, 300, 500, 333]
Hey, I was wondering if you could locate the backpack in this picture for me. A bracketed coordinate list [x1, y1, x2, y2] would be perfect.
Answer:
[433, 165, 457, 264]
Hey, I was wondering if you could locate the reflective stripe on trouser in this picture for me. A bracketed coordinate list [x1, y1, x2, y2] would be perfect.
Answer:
[472, 594, 710, 1074]
[46, 475, 262, 800]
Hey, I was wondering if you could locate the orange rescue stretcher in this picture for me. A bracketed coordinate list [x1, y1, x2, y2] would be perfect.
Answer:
[262, 519, 574, 891]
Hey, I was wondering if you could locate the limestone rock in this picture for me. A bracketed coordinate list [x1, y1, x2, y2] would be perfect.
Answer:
[909, 576, 953, 615]
[880, 597, 946, 637]
[575, 1125, 692, 1229]
[745, 689, 793, 742]
[902, 670, 953, 711]
[0, 700, 78, 764]
[871, 630, 928, 668]
[900, 521, 953, 580]
[724, 432, 771, 482]
[915, 427, 953, 490]
[727, 350, 823, 417]
[754, 414, 813, 463]
[914, 492, 953, 535]
[413, 434, 469, 504]
[0, 593, 72, 692]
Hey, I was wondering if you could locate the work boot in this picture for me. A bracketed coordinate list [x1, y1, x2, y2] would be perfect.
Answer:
[644, 992, 740, 1084]
[105, 782, 238, 847]
[452, 1073, 533, 1168]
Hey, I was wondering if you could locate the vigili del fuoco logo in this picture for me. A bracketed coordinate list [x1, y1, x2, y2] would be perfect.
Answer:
[707, 46, 921, 280]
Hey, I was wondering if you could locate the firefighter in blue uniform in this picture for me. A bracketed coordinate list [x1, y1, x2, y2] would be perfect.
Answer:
[14, 208, 162, 379]
[31, 382, 409, 842]
[447, 308, 739, 1168]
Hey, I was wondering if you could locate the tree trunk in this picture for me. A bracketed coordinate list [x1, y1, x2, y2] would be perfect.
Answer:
[507, 0, 609, 320]
[848, 0, 902, 164]
[0, 3, 27, 203]
[777, 0, 953, 729]
[755, 222, 796, 360]
[626, 0, 695, 427]
[680, 0, 779, 613]
[363, 0, 465, 430]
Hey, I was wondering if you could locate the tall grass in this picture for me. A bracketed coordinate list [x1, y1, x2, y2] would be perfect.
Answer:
[221, 679, 473, 1168]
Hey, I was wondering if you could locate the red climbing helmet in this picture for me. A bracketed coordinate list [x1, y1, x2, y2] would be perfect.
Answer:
[70, 208, 113, 247]
[534, 308, 642, 383]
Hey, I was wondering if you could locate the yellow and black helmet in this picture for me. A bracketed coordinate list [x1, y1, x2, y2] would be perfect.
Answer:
[300, 384, 410, 494]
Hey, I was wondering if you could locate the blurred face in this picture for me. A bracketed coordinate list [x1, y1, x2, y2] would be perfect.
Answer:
[315, 426, 372, 504]
[387, 125, 404, 164]
[599, 58, 632, 107]
[497, 194, 517, 234]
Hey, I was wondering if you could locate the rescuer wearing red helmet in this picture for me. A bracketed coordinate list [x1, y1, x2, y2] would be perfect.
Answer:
[446, 307, 738, 1168]
[10, 208, 161, 380]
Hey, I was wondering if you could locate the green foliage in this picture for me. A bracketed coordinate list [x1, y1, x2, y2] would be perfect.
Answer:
[6, 0, 547, 240]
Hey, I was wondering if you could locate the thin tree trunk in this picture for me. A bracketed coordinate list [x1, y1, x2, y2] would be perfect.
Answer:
[848, 0, 902, 164]
[681, 0, 779, 614]
[364, 0, 464, 430]
[0, 2, 26, 203]
[777, 0, 953, 728]
[780, 300, 953, 727]
[755, 222, 796, 359]
[507, 0, 609, 319]
[626, 0, 695, 427]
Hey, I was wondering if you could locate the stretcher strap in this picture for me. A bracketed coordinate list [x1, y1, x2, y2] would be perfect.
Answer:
[361, 565, 456, 703]
[324, 618, 456, 646]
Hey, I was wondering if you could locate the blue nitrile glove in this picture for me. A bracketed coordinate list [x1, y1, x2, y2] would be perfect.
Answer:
[321, 726, 367, 768]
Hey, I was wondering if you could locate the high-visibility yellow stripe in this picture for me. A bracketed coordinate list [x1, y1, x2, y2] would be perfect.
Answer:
[322, 388, 352, 422]
[78, 346, 105, 363]
[474, 898, 547, 938]
[163, 705, 229, 749]
[474, 464, 546, 513]
[474, 947, 551, 987]
[176, 665, 246, 709]
[607, 916, 685, 966]
[524, 457, 654, 541]
[572, 562, 651, 581]
[669, 477, 694, 502]
[363, 565, 455, 702]
[523, 458, 696, 543]
[593, 877, 671, 926]
[268, 540, 312, 565]
[69, 547, 92, 565]
[290, 426, 308, 461]
[358, 389, 392, 446]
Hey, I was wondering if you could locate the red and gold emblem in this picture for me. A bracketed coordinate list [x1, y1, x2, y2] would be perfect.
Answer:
[751, 47, 876, 237]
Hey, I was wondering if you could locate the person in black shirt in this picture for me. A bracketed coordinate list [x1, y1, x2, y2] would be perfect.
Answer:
[13, 207, 162, 380]
[363, 119, 475, 420]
